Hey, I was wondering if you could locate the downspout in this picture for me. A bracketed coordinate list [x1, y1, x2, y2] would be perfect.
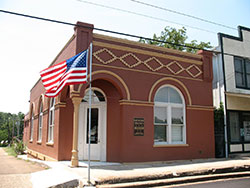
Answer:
[219, 34, 229, 158]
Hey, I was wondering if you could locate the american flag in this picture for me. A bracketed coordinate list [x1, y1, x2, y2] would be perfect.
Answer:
[40, 50, 88, 97]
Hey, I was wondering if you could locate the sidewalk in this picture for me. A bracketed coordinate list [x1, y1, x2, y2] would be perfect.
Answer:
[0, 148, 46, 188]
[18, 155, 250, 187]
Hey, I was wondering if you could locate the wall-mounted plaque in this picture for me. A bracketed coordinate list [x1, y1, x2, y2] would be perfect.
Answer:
[134, 118, 144, 136]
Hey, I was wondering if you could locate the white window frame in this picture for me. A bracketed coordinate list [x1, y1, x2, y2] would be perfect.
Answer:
[154, 85, 186, 145]
[30, 110, 34, 141]
[234, 57, 250, 89]
[38, 101, 43, 142]
[48, 98, 55, 143]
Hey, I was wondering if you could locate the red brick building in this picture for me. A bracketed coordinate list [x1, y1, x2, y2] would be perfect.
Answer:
[23, 22, 215, 166]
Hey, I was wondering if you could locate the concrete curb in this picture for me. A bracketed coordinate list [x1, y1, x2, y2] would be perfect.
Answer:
[95, 165, 250, 187]
[49, 179, 79, 188]
[97, 171, 250, 188]
[16, 155, 250, 188]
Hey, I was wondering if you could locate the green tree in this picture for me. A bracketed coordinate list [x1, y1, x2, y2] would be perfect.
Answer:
[0, 111, 25, 145]
[17, 112, 25, 140]
[0, 112, 10, 145]
[139, 26, 212, 53]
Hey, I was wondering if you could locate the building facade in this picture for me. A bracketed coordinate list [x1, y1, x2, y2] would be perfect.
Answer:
[213, 26, 250, 156]
[23, 22, 214, 165]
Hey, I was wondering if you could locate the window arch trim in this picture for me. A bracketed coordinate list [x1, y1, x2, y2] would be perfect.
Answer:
[154, 85, 185, 105]
[148, 77, 191, 105]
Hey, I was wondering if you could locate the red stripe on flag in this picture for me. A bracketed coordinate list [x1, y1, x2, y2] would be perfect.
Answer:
[42, 67, 66, 83]
[45, 79, 87, 97]
[40, 49, 89, 97]
[45, 68, 87, 97]
[40, 61, 66, 77]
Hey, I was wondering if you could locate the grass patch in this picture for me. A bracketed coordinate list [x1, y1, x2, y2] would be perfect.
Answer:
[4, 146, 17, 157]
[3, 146, 50, 170]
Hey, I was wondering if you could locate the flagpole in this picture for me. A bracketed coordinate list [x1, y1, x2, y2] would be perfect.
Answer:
[87, 43, 93, 185]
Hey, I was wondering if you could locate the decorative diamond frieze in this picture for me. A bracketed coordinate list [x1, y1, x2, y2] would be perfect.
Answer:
[120, 53, 141, 68]
[144, 57, 164, 72]
[186, 64, 202, 78]
[166, 61, 185, 75]
[93, 48, 203, 79]
[93, 48, 117, 65]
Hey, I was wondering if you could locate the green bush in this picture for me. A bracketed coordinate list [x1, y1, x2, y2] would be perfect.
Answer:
[12, 138, 26, 155]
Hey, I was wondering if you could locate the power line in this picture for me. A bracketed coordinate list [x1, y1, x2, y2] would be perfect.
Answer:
[0, 9, 208, 51]
[76, 0, 216, 34]
[131, 0, 237, 31]
[0, 9, 242, 59]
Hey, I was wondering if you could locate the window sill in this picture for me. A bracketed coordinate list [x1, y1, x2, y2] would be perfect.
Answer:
[46, 142, 54, 146]
[153, 144, 189, 148]
[29, 140, 33, 143]
[36, 141, 42, 145]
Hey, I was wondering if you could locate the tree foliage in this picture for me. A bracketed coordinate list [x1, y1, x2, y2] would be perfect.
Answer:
[0, 112, 25, 145]
[139, 26, 212, 53]
[214, 102, 224, 127]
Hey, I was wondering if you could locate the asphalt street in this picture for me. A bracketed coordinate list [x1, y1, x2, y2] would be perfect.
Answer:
[167, 177, 250, 188]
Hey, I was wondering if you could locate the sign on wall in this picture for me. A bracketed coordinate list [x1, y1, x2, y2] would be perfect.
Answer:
[134, 118, 144, 136]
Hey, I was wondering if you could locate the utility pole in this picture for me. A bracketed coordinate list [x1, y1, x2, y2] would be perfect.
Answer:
[17, 118, 20, 139]
[7, 117, 11, 145]
[12, 116, 15, 141]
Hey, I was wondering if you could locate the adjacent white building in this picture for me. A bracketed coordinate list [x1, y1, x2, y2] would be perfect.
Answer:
[213, 26, 250, 156]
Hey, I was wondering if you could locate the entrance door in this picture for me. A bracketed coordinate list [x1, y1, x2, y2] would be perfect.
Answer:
[83, 106, 102, 161]
[78, 89, 107, 161]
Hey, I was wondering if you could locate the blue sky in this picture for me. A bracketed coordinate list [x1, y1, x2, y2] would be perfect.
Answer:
[0, 0, 250, 114]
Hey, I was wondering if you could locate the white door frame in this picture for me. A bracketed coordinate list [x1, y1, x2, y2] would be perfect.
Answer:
[78, 88, 107, 161]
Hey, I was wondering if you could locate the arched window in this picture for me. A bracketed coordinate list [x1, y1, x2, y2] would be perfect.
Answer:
[48, 98, 55, 143]
[154, 86, 186, 145]
[38, 99, 43, 142]
[30, 107, 34, 141]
